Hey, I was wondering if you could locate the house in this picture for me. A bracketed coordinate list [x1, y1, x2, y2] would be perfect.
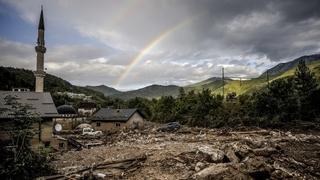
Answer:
[78, 102, 97, 117]
[0, 91, 59, 147]
[53, 105, 80, 134]
[91, 108, 145, 132]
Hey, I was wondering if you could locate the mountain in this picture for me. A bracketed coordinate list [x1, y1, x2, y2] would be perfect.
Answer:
[111, 84, 181, 100]
[187, 54, 320, 96]
[86, 85, 121, 96]
[2, 54, 320, 101]
[0, 66, 107, 103]
[185, 77, 232, 92]
[90, 54, 320, 99]
[260, 54, 320, 77]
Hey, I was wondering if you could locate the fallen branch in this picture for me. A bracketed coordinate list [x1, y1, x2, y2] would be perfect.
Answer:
[65, 154, 147, 176]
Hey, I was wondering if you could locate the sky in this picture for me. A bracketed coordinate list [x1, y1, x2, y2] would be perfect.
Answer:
[0, 0, 320, 90]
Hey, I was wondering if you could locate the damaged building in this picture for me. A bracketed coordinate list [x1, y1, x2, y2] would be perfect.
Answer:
[0, 90, 59, 147]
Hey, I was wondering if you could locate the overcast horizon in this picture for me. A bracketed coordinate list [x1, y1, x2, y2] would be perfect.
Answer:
[0, 0, 320, 90]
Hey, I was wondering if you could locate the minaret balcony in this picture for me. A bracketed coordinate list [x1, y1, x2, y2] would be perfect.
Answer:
[34, 70, 46, 77]
[35, 46, 47, 53]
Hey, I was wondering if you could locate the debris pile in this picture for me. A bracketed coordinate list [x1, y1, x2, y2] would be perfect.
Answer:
[49, 123, 320, 179]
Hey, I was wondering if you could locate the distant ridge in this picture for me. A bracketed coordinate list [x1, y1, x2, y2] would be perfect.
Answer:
[260, 54, 320, 77]
[86, 85, 121, 96]
[1, 53, 320, 100]
[186, 53, 320, 95]
[111, 84, 181, 100]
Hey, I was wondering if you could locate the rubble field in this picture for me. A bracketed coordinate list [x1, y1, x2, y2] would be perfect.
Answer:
[51, 123, 320, 179]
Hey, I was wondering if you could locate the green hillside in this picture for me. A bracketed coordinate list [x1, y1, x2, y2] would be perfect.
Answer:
[111, 84, 181, 100]
[0, 66, 107, 104]
[185, 77, 228, 92]
[86, 85, 121, 96]
[188, 60, 320, 96]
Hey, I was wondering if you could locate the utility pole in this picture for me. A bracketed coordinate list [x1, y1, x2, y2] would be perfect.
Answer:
[239, 77, 242, 87]
[222, 67, 224, 97]
[266, 70, 270, 88]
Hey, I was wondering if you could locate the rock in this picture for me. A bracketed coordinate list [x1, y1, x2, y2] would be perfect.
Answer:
[240, 156, 273, 179]
[271, 169, 293, 179]
[226, 149, 240, 163]
[233, 144, 252, 161]
[93, 172, 106, 179]
[253, 147, 277, 157]
[193, 164, 249, 180]
[176, 162, 185, 168]
[195, 162, 206, 172]
[193, 164, 229, 179]
[198, 146, 225, 163]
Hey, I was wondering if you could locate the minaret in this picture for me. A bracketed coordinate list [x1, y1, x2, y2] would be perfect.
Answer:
[34, 6, 46, 92]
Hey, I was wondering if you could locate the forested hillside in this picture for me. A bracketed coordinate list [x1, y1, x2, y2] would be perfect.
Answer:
[111, 85, 181, 100]
[86, 85, 121, 96]
[124, 60, 320, 128]
[0, 67, 107, 105]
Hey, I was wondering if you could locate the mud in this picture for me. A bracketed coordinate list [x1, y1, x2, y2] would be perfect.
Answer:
[51, 122, 320, 179]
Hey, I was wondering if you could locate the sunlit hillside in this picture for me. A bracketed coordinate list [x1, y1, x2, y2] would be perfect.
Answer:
[188, 60, 320, 96]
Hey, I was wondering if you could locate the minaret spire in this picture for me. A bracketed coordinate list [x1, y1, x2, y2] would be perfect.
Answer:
[38, 5, 45, 30]
[34, 6, 46, 92]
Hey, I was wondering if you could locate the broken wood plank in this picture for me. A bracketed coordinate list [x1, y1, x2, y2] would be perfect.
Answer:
[64, 154, 147, 176]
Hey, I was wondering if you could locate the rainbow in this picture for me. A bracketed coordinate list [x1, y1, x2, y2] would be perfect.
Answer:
[115, 17, 197, 86]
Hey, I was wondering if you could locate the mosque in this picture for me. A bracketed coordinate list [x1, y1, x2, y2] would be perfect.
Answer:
[0, 7, 145, 150]
[0, 7, 59, 146]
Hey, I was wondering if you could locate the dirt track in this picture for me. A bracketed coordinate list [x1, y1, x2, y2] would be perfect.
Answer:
[52, 123, 320, 179]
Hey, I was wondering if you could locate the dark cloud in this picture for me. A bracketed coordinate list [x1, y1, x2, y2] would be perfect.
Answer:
[0, 0, 320, 89]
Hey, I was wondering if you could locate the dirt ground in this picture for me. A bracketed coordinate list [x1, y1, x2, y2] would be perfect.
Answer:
[51, 122, 320, 179]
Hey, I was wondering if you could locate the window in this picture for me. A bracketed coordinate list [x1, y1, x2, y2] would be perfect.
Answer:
[97, 122, 101, 127]
[116, 123, 121, 127]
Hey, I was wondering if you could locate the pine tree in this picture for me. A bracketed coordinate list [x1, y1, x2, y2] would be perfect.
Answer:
[294, 60, 318, 98]
[294, 60, 318, 120]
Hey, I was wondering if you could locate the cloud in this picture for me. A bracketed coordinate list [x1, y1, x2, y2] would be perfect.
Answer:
[0, 38, 34, 68]
[0, 0, 320, 89]
[0, 39, 125, 86]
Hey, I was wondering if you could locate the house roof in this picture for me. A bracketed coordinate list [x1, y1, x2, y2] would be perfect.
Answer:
[0, 91, 59, 119]
[91, 108, 143, 122]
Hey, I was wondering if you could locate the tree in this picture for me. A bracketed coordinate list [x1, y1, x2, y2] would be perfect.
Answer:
[152, 96, 176, 123]
[0, 95, 54, 179]
[294, 60, 318, 119]
[178, 87, 186, 99]
[294, 60, 318, 97]
[252, 77, 298, 124]
[187, 89, 224, 127]
[127, 97, 152, 118]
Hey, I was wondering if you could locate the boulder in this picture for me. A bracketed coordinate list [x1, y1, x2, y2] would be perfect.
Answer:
[193, 164, 229, 179]
[193, 164, 249, 180]
[198, 146, 225, 163]
[195, 162, 206, 172]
